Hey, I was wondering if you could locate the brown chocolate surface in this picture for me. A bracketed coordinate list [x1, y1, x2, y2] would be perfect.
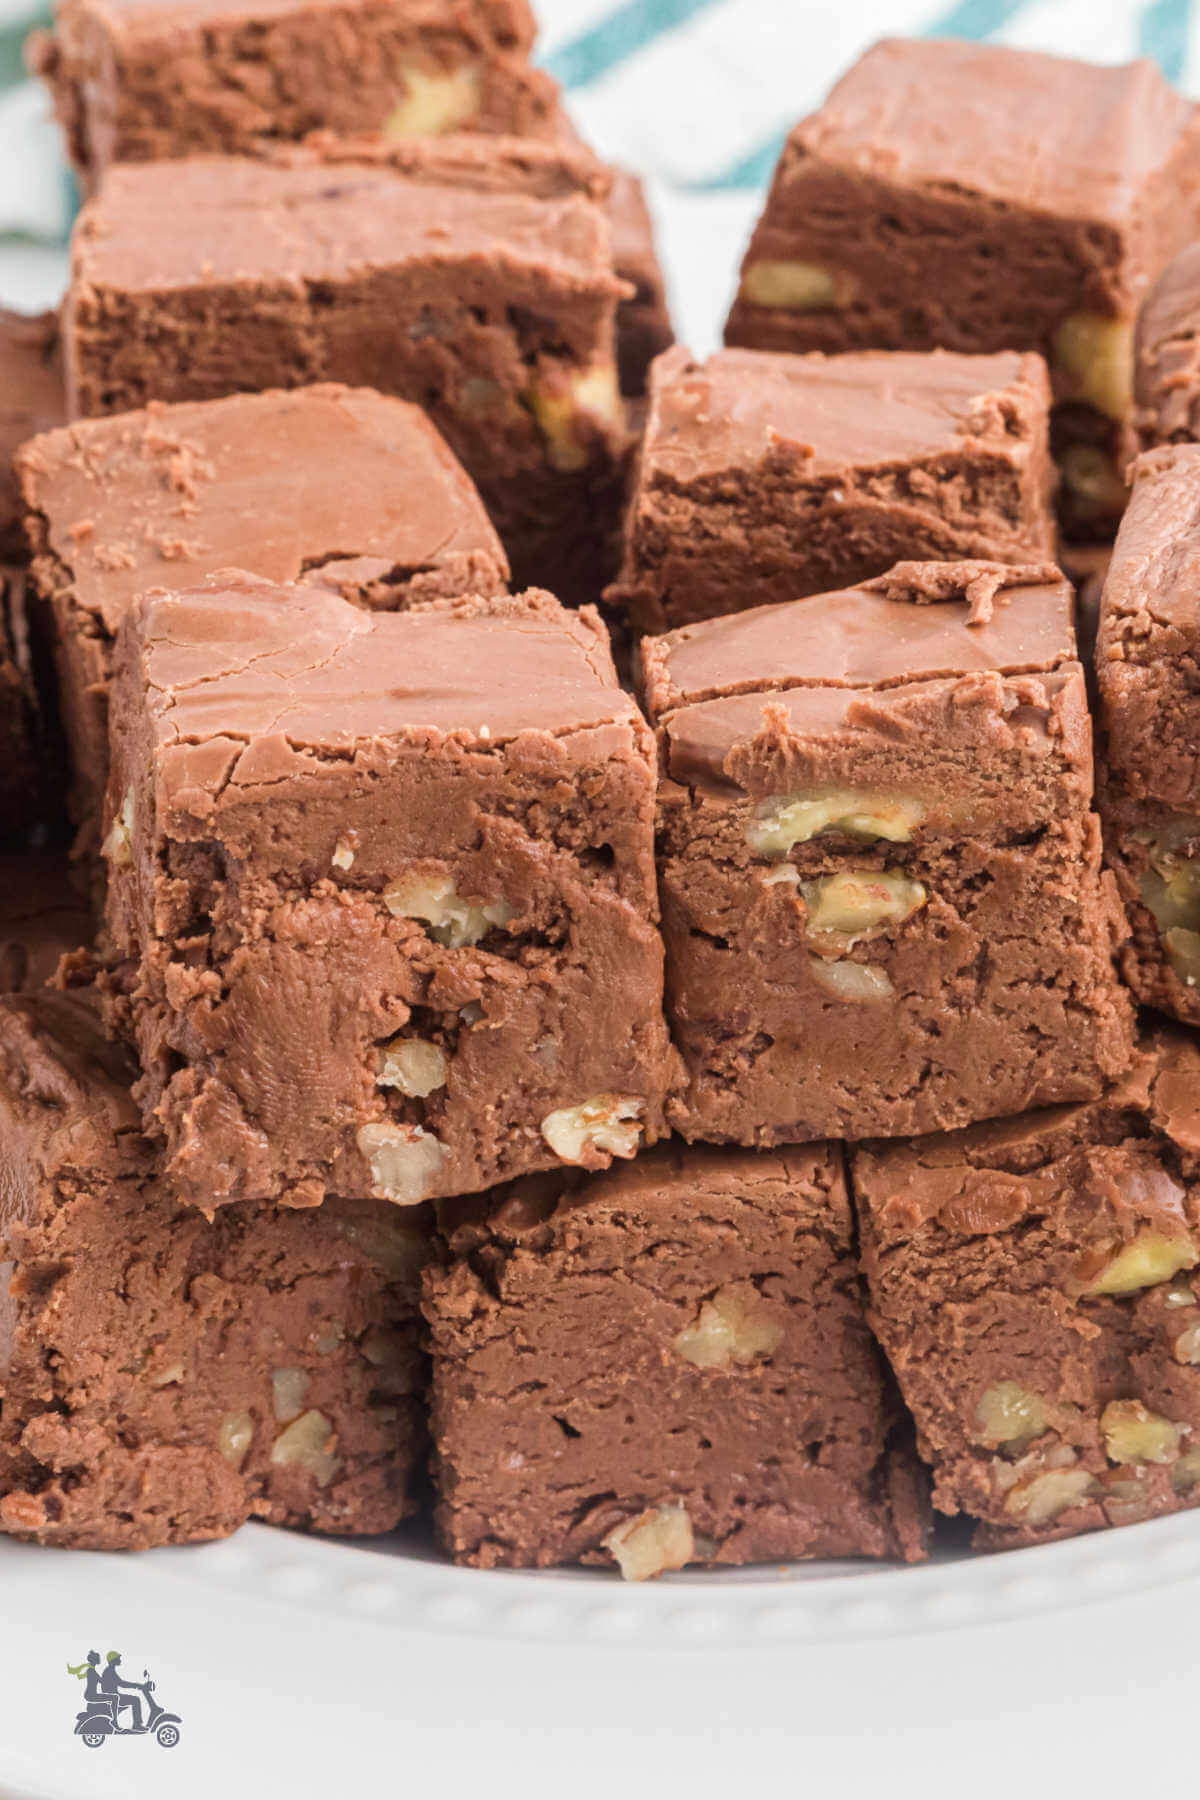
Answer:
[0, 851, 91, 992]
[65, 145, 629, 602]
[1135, 241, 1200, 447]
[638, 561, 1133, 1145]
[606, 168, 673, 396]
[0, 989, 432, 1549]
[18, 383, 508, 826]
[609, 346, 1056, 630]
[103, 578, 673, 1209]
[0, 310, 63, 562]
[853, 1029, 1200, 1549]
[425, 1142, 927, 1571]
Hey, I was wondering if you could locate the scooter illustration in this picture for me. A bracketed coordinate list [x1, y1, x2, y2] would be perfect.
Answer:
[74, 1667, 182, 1749]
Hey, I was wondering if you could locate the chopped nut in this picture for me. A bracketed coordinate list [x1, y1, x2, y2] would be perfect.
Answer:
[1165, 1279, 1196, 1308]
[809, 956, 894, 1002]
[1004, 1465, 1100, 1525]
[761, 865, 800, 889]
[341, 1212, 429, 1277]
[541, 1093, 643, 1164]
[1059, 445, 1129, 515]
[603, 1503, 694, 1581]
[1101, 1399, 1184, 1465]
[1171, 1446, 1200, 1493]
[360, 1327, 415, 1393]
[383, 870, 513, 948]
[269, 1409, 339, 1486]
[147, 1360, 185, 1389]
[376, 1037, 447, 1098]
[272, 1366, 311, 1424]
[1174, 1323, 1200, 1365]
[800, 868, 926, 949]
[1137, 822, 1200, 987]
[1051, 312, 1133, 420]
[102, 788, 135, 866]
[673, 1285, 783, 1369]
[738, 258, 857, 310]
[383, 60, 482, 137]
[975, 1381, 1048, 1453]
[218, 1409, 254, 1470]
[312, 1321, 343, 1355]
[527, 362, 622, 472]
[331, 834, 356, 871]
[747, 786, 925, 857]
[356, 1121, 446, 1204]
[1081, 1231, 1198, 1297]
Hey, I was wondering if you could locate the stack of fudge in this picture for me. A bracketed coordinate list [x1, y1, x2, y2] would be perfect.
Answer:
[4, 21, 1200, 1579]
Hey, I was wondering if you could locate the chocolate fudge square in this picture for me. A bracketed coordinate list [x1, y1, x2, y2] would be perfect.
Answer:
[725, 40, 1200, 538]
[1096, 445, 1200, 1023]
[1135, 242, 1200, 448]
[33, 0, 556, 188]
[103, 579, 673, 1208]
[638, 560, 1134, 1146]
[0, 850, 91, 992]
[0, 990, 432, 1549]
[854, 1030, 1200, 1550]
[18, 382, 508, 831]
[424, 1142, 927, 1573]
[0, 309, 63, 562]
[608, 345, 1055, 632]
[64, 143, 629, 601]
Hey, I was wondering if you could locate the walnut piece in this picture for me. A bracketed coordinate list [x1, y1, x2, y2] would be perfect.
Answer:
[331, 834, 356, 871]
[340, 1211, 430, 1277]
[975, 1381, 1048, 1453]
[1101, 1399, 1184, 1466]
[1174, 1323, 1200, 1364]
[747, 787, 925, 856]
[218, 1410, 254, 1470]
[800, 868, 926, 949]
[383, 870, 513, 949]
[673, 1285, 783, 1369]
[272, 1366, 311, 1424]
[541, 1093, 643, 1164]
[528, 362, 623, 472]
[1136, 818, 1200, 989]
[738, 258, 857, 310]
[1051, 312, 1133, 420]
[604, 1503, 694, 1581]
[312, 1321, 343, 1355]
[360, 1327, 416, 1394]
[383, 61, 482, 136]
[1004, 1464, 1100, 1525]
[1082, 1230, 1198, 1297]
[356, 1121, 446, 1204]
[809, 956, 894, 1001]
[1172, 1446, 1200, 1493]
[377, 1037, 448, 1098]
[269, 1409, 339, 1486]
[102, 788, 135, 866]
[1059, 446, 1128, 515]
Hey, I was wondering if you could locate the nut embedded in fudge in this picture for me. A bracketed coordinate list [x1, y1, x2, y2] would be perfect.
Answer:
[0, 990, 433, 1550]
[607, 344, 1056, 631]
[1134, 242, 1200, 449]
[0, 850, 91, 993]
[102, 579, 674, 1209]
[423, 1142, 928, 1573]
[32, 0, 556, 188]
[853, 1030, 1200, 1550]
[638, 560, 1135, 1145]
[724, 39, 1200, 538]
[1095, 444, 1200, 1023]
[63, 141, 631, 602]
[17, 382, 509, 832]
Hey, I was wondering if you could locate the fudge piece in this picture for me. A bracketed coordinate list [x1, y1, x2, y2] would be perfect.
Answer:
[608, 345, 1056, 632]
[103, 578, 673, 1209]
[64, 144, 629, 601]
[1134, 241, 1200, 448]
[0, 851, 91, 992]
[0, 310, 63, 562]
[607, 169, 672, 397]
[32, 0, 556, 189]
[854, 1030, 1200, 1549]
[638, 560, 1134, 1145]
[18, 383, 508, 830]
[0, 989, 432, 1549]
[1095, 445, 1200, 1023]
[424, 1142, 927, 1572]
[725, 40, 1200, 538]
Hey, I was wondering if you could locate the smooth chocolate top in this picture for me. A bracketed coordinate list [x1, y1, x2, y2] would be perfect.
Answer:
[0, 310, 63, 552]
[308, 129, 609, 202]
[18, 384, 507, 636]
[643, 345, 1048, 483]
[795, 39, 1195, 224]
[73, 152, 620, 295]
[1098, 444, 1200, 656]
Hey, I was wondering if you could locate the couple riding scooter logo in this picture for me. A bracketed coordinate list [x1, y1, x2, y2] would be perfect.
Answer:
[67, 1649, 183, 1750]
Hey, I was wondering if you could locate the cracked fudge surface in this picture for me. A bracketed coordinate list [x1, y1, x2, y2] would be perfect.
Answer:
[853, 1030, 1200, 1550]
[103, 578, 673, 1209]
[0, 989, 432, 1549]
[724, 39, 1200, 539]
[0, 851, 91, 993]
[639, 560, 1134, 1146]
[424, 1142, 928, 1572]
[608, 345, 1056, 631]
[1134, 242, 1200, 448]
[32, 0, 554, 188]
[64, 141, 629, 602]
[1095, 445, 1200, 1024]
[17, 383, 508, 830]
